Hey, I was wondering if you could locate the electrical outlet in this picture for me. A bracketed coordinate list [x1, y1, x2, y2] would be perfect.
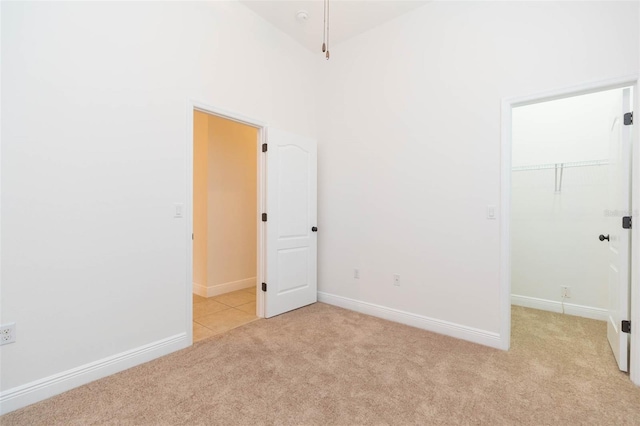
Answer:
[0, 323, 16, 345]
[393, 274, 400, 286]
[561, 286, 571, 299]
[354, 268, 360, 279]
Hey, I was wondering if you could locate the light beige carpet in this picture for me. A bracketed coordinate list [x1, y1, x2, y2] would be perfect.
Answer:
[2, 304, 639, 425]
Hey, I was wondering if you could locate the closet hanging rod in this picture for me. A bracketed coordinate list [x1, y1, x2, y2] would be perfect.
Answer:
[512, 159, 609, 172]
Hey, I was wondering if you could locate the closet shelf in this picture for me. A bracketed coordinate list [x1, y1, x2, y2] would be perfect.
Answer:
[512, 159, 609, 172]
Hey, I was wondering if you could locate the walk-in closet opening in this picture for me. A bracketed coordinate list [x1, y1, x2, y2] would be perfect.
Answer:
[509, 86, 633, 372]
[192, 110, 261, 342]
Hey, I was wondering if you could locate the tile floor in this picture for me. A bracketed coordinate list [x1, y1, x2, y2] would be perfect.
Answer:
[193, 287, 259, 342]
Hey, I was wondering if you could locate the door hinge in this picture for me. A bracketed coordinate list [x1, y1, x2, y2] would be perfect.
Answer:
[624, 112, 633, 125]
[262, 282, 267, 292]
[192, 233, 194, 240]
[623, 216, 632, 229]
[262, 213, 267, 222]
[622, 320, 631, 333]
[262, 143, 268, 152]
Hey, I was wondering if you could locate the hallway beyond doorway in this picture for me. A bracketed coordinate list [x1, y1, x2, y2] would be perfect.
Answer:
[192, 287, 259, 342]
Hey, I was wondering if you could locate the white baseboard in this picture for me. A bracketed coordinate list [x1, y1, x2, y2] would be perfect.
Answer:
[511, 294, 607, 321]
[192, 281, 208, 297]
[0, 333, 188, 415]
[317, 291, 502, 349]
[192, 277, 256, 298]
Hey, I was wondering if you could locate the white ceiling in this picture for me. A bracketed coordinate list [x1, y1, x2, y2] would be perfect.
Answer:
[240, 1, 430, 53]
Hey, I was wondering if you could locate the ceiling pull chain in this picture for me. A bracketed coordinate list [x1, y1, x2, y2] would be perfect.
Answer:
[325, 0, 330, 60]
[322, 0, 327, 53]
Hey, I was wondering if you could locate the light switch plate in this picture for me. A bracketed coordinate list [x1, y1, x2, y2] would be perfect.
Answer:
[487, 205, 497, 220]
[174, 203, 184, 218]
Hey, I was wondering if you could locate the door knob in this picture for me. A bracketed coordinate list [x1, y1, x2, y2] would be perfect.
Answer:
[311, 227, 318, 232]
[599, 234, 610, 241]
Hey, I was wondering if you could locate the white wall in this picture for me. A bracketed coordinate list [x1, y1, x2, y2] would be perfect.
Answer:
[1, 0, 639, 412]
[511, 90, 621, 317]
[0, 0, 317, 403]
[511, 166, 609, 313]
[512, 89, 623, 167]
[317, 1, 638, 340]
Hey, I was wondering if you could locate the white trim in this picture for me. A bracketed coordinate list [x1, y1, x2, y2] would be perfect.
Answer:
[506, 75, 639, 108]
[631, 70, 640, 386]
[511, 295, 608, 321]
[256, 127, 266, 319]
[318, 292, 502, 349]
[191, 101, 267, 130]
[0, 333, 188, 415]
[499, 96, 513, 351]
[185, 100, 267, 340]
[192, 277, 256, 298]
[192, 281, 207, 297]
[185, 102, 195, 346]
[500, 75, 639, 378]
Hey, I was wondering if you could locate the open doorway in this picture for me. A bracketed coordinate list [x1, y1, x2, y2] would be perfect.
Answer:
[192, 109, 262, 342]
[502, 82, 636, 376]
[185, 101, 318, 345]
[510, 89, 624, 320]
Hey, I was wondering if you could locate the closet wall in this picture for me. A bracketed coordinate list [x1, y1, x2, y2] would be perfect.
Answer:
[511, 89, 623, 317]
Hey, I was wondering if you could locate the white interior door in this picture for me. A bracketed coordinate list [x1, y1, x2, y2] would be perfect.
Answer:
[264, 128, 317, 318]
[606, 87, 632, 372]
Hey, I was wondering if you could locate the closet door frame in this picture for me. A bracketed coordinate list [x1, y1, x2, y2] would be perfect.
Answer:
[499, 75, 639, 385]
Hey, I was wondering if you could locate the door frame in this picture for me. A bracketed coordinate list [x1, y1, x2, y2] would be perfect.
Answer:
[185, 100, 267, 345]
[499, 75, 640, 385]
